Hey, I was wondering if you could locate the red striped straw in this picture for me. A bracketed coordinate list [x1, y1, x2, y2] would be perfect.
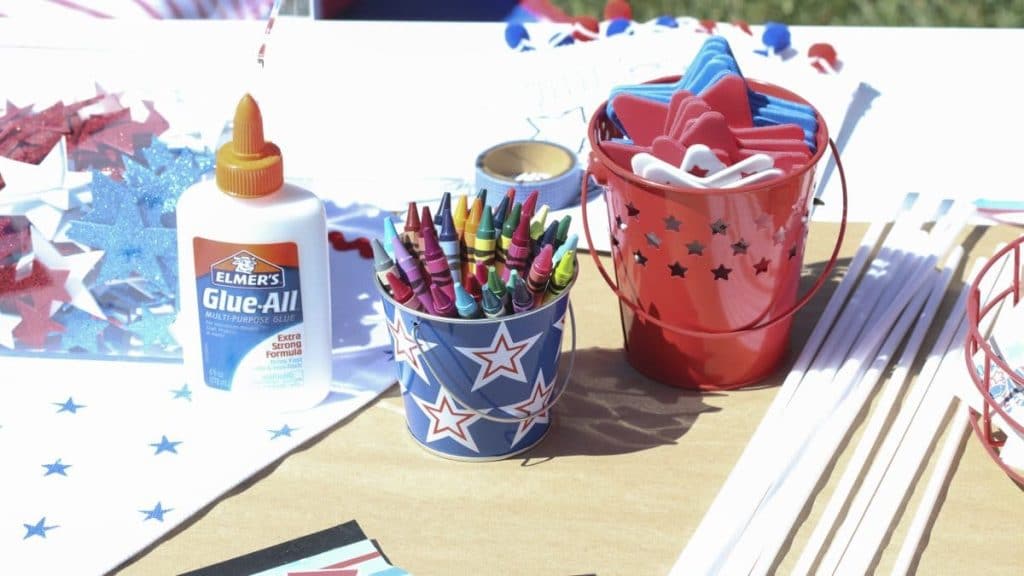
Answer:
[256, 0, 284, 68]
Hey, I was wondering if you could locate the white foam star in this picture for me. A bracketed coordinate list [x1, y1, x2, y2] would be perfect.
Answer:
[31, 230, 105, 318]
[456, 321, 542, 392]
[413, 389, 482, 453]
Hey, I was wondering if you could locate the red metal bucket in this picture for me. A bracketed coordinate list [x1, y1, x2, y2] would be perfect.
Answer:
[582, 78, 848, 391]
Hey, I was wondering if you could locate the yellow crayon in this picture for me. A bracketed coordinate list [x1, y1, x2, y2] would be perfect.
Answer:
[544, 248, 575, 303]
[453, 194, 468, 239]
[530, 204, 550, 241]
[463, 198, 483, 274]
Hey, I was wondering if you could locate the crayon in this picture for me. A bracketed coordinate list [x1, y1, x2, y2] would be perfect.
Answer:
[420, 205, 435, 241]
[382, 216, 400, 260]
[526, 244, 554, 305]
[535, 220, 559, 259]
[454, 281, 481, 319]
[529, 204, 550, 241]
[392, 235, 435, 314]
[474, 261, 490, 290]
[544, 248, 575, 303]
[371, 238, 401, 291]
[520, 189, 540, 226]
[505, 211, 533, 274]
[487, 266, 507, 302]
[453, 194, 468, 239]
[553, 233, 578, 265]
[463, 272, 483, 302]
[438, 205, 461, 284]
[421, 217, 455, 302]
[463, 197, 485, 272]
[431, 282, 456, 318]
[436, 191, 451, 233]
[505, 268, 520, 298]
[402, 201, 422, 257]
[386, 271, 422, 312]
[512, 273, 535, 314]
[492, 193, 511, 239]
[481, 285, 508, 319]
[473, 207, 497, 271]
[555, 214, 572, 248]
[498, 203, 521, 276]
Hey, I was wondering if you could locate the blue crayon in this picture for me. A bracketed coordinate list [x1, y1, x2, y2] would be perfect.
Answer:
[534, 220, 559, 258]
[438, 206, 461, 284]
[553, 233, 578, 265]
[492, 193, 511, 239]
[436, 191, 451, 234]
[382, 216, 401, 260]
[453, 281, 480, 319]
[511, 274, 535, 314]
[481, 285, 508, 319]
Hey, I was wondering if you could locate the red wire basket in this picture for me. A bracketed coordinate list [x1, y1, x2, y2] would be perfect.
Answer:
[964, 236, 1024, 486]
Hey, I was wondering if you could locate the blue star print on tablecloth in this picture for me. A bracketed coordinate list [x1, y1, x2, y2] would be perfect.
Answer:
[171, 384, 191, 401]
[23, 517, 58, 539]
[53, 397, 85, 414]
[140, 502, 172, 522]
[42, 458, 71, 477]
[269, 424, 296, 440]
[150, 435, 181, 455]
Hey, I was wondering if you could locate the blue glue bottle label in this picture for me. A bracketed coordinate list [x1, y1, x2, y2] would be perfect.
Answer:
[192, 237, 304, 391]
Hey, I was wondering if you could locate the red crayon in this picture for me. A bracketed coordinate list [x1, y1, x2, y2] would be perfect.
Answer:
[430, 282, 456, 318]
[403, 201, 422, 256]
[526, 243, 554, 305]
[421, 217, 455, 302]
[386, 271, 422, 312]
[463, 273, 483, 302]
[392, 235, 435, 314]
[420, 204, 435, 235]
[474, 261, 490, 291]
[519, 189, 540, 227]
[504, 212, 533, 274]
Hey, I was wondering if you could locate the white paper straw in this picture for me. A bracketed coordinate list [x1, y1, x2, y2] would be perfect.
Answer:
[889, 401, 970, 576]
[822, 248, 1009, 574]
[669, 193, 919, 575]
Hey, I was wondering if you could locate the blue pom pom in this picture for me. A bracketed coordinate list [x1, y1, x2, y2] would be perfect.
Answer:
[606, 18, 633, 36]
[654, 15, 678, 28]
[505, 23, 530, 50]
[761, 21, 791, 52]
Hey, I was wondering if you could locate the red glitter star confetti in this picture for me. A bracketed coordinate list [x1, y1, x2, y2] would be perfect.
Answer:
[0, 261, 71, 310]
[12, 299, 65, 348]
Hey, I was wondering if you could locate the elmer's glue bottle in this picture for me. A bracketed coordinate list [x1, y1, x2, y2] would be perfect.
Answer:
[176, 93, 331, 412]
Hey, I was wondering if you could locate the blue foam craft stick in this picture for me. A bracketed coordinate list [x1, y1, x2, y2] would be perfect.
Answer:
[606, 18, 633, 37]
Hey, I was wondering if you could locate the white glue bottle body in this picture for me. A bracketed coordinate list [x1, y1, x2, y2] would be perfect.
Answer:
[176, 94, 331, 413]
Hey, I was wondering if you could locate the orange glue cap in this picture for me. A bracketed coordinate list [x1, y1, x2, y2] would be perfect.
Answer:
[215, 93, 284, 198]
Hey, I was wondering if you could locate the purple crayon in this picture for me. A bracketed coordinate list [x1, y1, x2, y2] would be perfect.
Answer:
[392, 235, 435, 314]
[421, 216, 456, 302]
[431, 282, 456, 318]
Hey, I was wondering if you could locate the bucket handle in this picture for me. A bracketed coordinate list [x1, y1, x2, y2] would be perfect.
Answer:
[411, 301, 577, 423]
[580, 137, 849, 339]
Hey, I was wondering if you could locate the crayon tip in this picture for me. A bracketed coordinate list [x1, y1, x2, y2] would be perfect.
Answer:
[454, 281, 478, 316]
[476, 205, 495, 239]
[405, 201, 421, 232]
[502, 204, 522, 239]
[464, 273, 483, 300]
[554, 233, 579, 264]
[386, 271, 413, 302]
[438, 191, 451, 218]
[382, 217, 400, 258]
[421, 205, 435, 232]
[482, 285, 503, 314]
[431, 282, 454, 315]
[506, 268, 520, 293]
[556, 214, 572, 243]
[539, 220, 559, 248]
[487, 267, 506, 298]
[391, 234, 414, 263]
[439, 206, 457, 240]
[513, 274, 533, 308]
[533, 243, 554, 273]
[475, 188, 488, 207]
[453, 195, 468, 232]
[421, 217, 443, 259]
[521, 189, 540, 222]
[512, 211, 532, 245]
[371, 238, 392, 267]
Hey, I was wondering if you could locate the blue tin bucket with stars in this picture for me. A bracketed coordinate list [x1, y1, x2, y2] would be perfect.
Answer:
[376, 276, 576, 461]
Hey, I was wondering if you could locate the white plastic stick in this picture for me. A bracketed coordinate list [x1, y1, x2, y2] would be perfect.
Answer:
[669, 193, 918, 575]
[889, 401, 970, 576]
[821, 250, 1008, 574]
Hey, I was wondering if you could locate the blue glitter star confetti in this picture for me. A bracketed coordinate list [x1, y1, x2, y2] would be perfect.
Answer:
[269, 424, 296, 440]
[78, 170, 131, 225]
[42, 458, 71, 477]
[23, 517, 58, 539]
[140, 502, 172, 522]
[66, 188, 177, 293]
[127, 306, 178, 350]
[171, 384, 192, 401]
[56, 308, 111, 354]
[54, 397, 85, 414]
[149, 435, 181, 455]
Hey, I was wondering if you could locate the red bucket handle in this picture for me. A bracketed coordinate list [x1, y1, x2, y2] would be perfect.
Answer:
[580, 137, 848, 339]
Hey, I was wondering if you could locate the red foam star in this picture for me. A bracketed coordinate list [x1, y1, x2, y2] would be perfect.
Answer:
[13, 299, 65, 348]
[0, 261, 71, 309]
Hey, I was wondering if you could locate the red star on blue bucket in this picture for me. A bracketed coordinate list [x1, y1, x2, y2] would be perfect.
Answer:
[455, 322, 542, 392]
[413, 389, 482, 453]
[386, 308, 436, 389]
[503, 371, 555, 449]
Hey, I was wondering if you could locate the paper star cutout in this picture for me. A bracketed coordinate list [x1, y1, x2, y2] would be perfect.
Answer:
[526, 106, 587, 153]
[150, 435, 181, 455]
[171, 384, 191, 401]
[13, 299, 65, 348]
[140, 502, 172, 522]
[686, 240, 704, 256]
[712, 264, 732, 280]
[31, 231, 105, 317]
[269, 424, 296, 439]
[413, 389, 482, 453]
[23, 517, 59, 539]
[633, 250, 648, 266]
[710, 218, 728, 235]
[42, 458, 71, 477]
[664, 214, 681, 231]
[505, 370, 555, 448]
[731, 239, 749, 255]
[669, 262, 688, 278]
[386, 308, 436, 386]
[456, 321, 542, 391]
[0, 310, 19, 349]
[54, 396, 85, 413]
[754, 257, 771, 275]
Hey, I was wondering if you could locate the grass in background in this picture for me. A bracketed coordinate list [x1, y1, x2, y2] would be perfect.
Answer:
[553, 0, 1024, 27]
